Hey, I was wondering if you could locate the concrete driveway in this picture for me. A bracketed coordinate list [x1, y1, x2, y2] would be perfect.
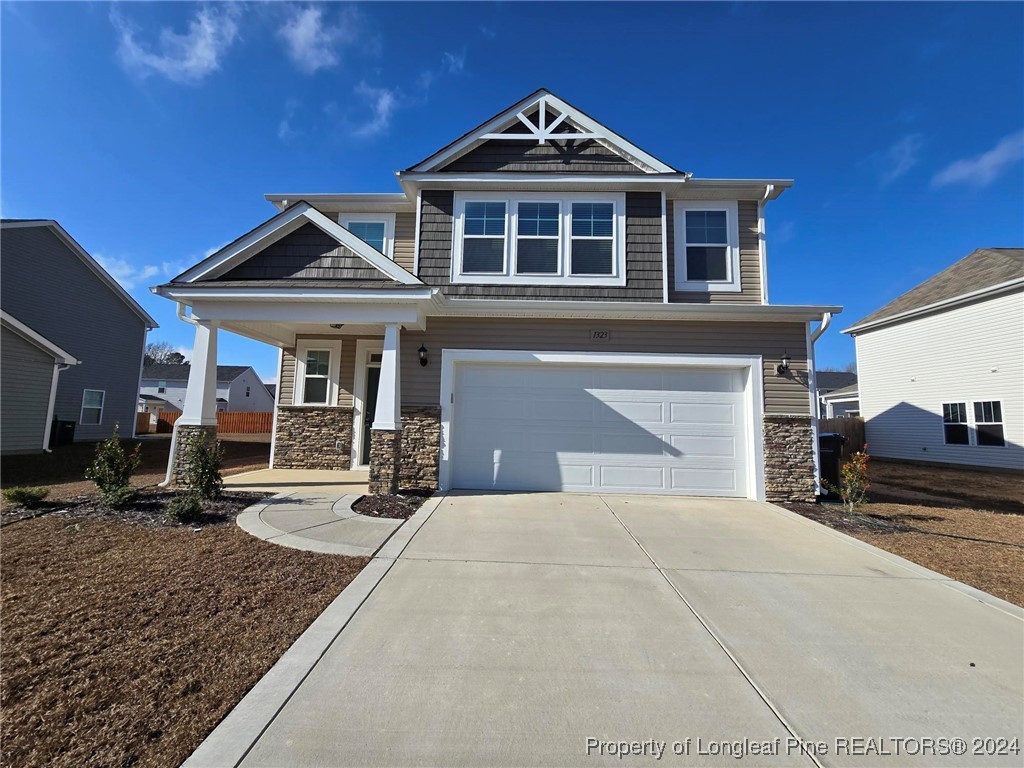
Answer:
[198, 492, 1023, 767]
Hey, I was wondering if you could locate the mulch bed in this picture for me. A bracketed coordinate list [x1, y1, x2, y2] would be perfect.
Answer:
[1, 500, 369, 768]
[353, 490, 430, 519]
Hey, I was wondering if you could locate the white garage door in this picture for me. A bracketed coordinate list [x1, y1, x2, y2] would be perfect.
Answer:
[451, 363, 750, 497]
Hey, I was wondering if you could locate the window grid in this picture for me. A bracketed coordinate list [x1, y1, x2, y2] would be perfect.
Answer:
[302, 350, 331, 405]
[81, 389, 105, 426]
[515, 202, 560, 275]
[684, 209, 729, 282]
[973, 400, 1005, 447]
[462, 201, 507, 274]
[347, 221, 387, 253]
[569, 202, 615, 276]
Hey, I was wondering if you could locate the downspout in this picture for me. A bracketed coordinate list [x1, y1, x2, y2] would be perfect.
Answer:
[806, 312, 833, 496]
[759, 185, 773, 304]
[42, 362, 75, 453]
[159, 302, 199, 487]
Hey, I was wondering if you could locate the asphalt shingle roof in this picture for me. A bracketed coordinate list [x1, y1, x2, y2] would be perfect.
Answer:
[850, 248, 1023, 330]
[815, 371, 858, 391]
[142, 364, 250, 381]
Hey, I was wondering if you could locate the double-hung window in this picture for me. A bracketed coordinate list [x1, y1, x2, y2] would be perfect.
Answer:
[942, 402, 969, 445]
[302, 351, 331, 404]
[674, 200, 741, 292]
[974, 401, 1005, 447]
[81, 389, 105, 426]
[338, 213, 395, 258]
[453, 193, 625, 286]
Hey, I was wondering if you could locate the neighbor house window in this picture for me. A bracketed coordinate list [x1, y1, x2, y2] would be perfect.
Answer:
[674, 200, 741, 292]
[157, 380, 166, 394]
[942, 402, 969, 445]
[570, 203, 615, 275]
[302, 350, 331, 405]
[974, 401, 1005, 447]
[338, 213, 395, 258]
[81, 389, 105, 426]
[453, 193, 625, 286]
[245, 386, 251, 398]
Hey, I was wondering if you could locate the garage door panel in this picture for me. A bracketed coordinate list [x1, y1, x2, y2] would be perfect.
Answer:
[451, 362, 750, 497]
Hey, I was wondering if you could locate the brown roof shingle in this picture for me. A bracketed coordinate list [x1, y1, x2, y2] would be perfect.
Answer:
[848, 248, 1023, 331]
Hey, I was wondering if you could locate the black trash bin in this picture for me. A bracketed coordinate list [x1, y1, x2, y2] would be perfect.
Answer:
[818, 432, 847, 500]
[50, 420, 76, 447]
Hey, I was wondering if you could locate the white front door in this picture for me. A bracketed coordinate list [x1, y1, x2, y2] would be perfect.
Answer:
[450, 362, 750, 497]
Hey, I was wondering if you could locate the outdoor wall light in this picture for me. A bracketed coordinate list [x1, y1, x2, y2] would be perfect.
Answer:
[418, 345, 429, 367]
[777, 353, 791, 375]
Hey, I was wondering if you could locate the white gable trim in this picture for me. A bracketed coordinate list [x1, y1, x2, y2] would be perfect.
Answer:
[1, 310, 80, 365]
[409, 90, 676, 175]
[174, 203, 423, 286]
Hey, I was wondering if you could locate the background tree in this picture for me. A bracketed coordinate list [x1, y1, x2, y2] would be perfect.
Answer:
[144, 341, 187, 366]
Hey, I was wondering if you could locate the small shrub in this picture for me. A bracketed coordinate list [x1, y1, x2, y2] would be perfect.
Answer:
[2, 486, 50, 508]
[102, 485, 140, 509]
[181, 431, 223, 500]
[823, 445, 870, 514]
[85, 423, 142, 506]
[166, 493, 203, 523]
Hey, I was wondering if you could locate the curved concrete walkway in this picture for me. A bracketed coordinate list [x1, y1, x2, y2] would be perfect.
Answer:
[236, 492, 403, 557]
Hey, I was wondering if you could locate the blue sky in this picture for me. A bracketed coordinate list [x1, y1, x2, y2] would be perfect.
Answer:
[3, 1, 1022, 382]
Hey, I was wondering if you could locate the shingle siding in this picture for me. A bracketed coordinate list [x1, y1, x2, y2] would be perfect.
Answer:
[416, 190, 663, 301]
[438, 134, 644, 174]
[0, 226, 148, 441]
[1, 327, 54, 452]
[393, 212, 416, 272]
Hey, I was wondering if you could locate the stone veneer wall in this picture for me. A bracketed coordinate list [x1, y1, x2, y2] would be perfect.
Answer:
[170, 424, 218, 485]
[274, 406, 353, 470]
[399, 407, 441, 491]
[368, 429, 401, 495]
[763, 415, 816, 502]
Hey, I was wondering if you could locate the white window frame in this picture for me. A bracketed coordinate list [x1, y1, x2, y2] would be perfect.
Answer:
[294, 340, 343, 406]
[673, 199, 741, 293]
[973, 400, 1006, 448]
[451, 191, 626, 286]
[80, 389, 105, 426]
[338, 213, 396, 259]
[515, 200, 562, 276]
[940, 400, 1006, 448]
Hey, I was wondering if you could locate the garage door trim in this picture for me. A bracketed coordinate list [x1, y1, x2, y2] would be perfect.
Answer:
[438, 350, 766, 500]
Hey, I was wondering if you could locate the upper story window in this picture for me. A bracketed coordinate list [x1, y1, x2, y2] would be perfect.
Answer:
[338, 213, 395, 258]
[452, 192, 626, 287]
[673, 200, 741, 293]
[157, 380, 166, 394]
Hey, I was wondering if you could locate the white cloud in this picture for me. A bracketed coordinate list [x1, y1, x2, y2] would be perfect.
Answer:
[112, 5, 241, 84]
[278, 98, 300, 141]
[94, 255, 160, 290]
[774, 220, 796, 243]
[418, 50, 465, 92]
[350, 82, 399, 138]
[873, 133, 924, 186]
[932, 131, 1024, 188]
[278, 5, 359, 74]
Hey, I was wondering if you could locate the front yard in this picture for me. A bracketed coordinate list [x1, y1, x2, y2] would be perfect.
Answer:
[785, 459, 1024, 607]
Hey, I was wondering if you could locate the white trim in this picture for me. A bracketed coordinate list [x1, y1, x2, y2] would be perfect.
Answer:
[0, 310, 79, 365]
[158, 286, 435, 302]
[372, 323, 402, 430]
[409, 90, 677, 174]
[843, 278, 1024, 335]
[942, 399, 1008, 449]
[294, 339, 343, 406]
[337, 212, 396, 259]
[660, 191, 669, 304]
[1, 221, 158, 328]
[757, 199, 769, 304]
[176, 203, 422, 286]
[80, 388, 105, 426]
[413, 191, 422, 277]
[269, 347, 283, 469]
[43, 363, 62, 450]
[438, 349, 766, 501]
[805, 322, 822, 494]
[672, 200, 741, 293]
[450, 191, 626, 287]
[265, 193, 412, 212]
[351, 339, 384, 469]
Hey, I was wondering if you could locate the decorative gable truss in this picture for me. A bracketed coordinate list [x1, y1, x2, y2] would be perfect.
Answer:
[408, 90, 679, 175]
[172, 202, 423, 286]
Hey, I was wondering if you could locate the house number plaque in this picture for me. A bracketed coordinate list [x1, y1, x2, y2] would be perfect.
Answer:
[589, 329, 611, 341]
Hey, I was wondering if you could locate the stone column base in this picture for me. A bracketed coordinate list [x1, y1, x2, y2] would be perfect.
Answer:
[368, 429, 402, 495]
[170, 423, 218, 486]
[763, 415, 816, 502]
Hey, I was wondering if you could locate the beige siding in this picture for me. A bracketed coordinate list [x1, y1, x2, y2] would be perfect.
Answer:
[1, 328, 55, 452]
[393, 212, 416, 272]
[666, 199, 762, 304]
[280, 335, 379, 409]
[401, 318, 809, 415]
[280, 348, 296, 405]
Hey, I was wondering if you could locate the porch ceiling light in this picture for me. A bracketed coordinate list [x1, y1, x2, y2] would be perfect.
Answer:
[329, 323, 344, 329]
[777, 353, 791, 375]
[418, 345, 429, 367]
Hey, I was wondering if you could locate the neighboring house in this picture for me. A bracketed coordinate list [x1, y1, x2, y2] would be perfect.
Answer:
[139, 364, 275, 413]
[265, 384, 277, 401]
[814, 371, 858, 418]
[845, 248, 1023, 470]
[1, 220, 158, 449]
[152, 90, 840, 501]
[820, 382, 860, 419]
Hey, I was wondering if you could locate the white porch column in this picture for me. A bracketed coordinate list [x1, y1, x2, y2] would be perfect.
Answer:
[372, 322, 402, 430]
[179, 320, 219, 425]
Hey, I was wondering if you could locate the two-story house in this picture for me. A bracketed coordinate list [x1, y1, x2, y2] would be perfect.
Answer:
[153, 91, 839, 501]
[1, 219, 157, 452]
[139, 364, 275, 414]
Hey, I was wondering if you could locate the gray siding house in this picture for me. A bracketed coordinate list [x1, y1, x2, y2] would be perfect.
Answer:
[1, 220, 157, 448]
[152, 90, 840, 502]
[140, 364, 275, 413]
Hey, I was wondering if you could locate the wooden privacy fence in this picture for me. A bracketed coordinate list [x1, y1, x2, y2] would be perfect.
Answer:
[819, 417, 866, 459]
[136, 412, 152, 435]
[156, 411, 274, 434]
